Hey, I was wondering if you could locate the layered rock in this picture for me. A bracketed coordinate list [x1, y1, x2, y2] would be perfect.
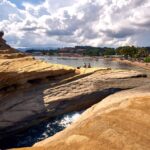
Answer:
[34, 85, 150, 150]
[0, 32, 150, 150]
[0, 68, 148, 141]
[0, 33, 76, 139]
[0, 56, 75, 90]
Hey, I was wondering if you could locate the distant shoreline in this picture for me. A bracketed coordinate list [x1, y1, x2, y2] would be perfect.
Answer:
[35, 54, 150, 70]
[111, 57, 150, 70]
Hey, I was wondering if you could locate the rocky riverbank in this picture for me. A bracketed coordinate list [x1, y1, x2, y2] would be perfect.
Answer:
[112, 57, 150, 70]
[0, 32, 150, 149]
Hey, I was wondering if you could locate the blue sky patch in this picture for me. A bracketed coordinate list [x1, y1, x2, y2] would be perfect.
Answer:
[9, 0, 44, 9]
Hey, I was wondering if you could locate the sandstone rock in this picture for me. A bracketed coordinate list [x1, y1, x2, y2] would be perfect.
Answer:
[0, 34, 75, 138]
[0, 56, 75, 90]
[0, 69, 148, 141]
[0, 32, 150, 150]
[34, 85, 150, 150]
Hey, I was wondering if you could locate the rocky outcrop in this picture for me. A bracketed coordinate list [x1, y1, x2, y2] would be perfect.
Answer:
[0, 33, 76, 139]
[0, 69, 148, 141]
[0, 31, 26, 59]
[0, 56, 75, 91]
[0, 32, 75, 91]
[34, 85, 150, 150]
[0, 32, 150, 150]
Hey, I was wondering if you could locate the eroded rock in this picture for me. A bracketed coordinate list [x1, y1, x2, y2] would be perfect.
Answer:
[34, 85, 150, 150]
[0, 69, 148, 140]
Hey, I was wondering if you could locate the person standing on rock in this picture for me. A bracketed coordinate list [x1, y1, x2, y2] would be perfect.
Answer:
[88, 63, 91, 68]
[83, 63, 87, 68]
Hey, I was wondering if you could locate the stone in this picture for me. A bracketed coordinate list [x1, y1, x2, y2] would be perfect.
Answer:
[34, 85, 150, 150]
[0, 68, 148, 140]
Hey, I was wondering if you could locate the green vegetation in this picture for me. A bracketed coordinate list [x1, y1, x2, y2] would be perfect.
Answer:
[25, 46, 150, 61]
[103, 48, 115, 56]
[144, 57, 150, 63]
[83, 47, 100, 56]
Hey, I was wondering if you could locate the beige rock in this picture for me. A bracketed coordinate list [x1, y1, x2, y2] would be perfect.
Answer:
[0, 34, 75, 137]
[0, 56, 75, 90]
[0, 68, 149, 141]
[1, 32, 150, 150]
[34, 86, 150, 150]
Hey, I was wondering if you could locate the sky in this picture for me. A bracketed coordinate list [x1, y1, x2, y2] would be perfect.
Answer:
[0, 0, 150, 48]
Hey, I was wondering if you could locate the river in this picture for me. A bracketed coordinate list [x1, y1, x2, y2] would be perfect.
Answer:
[35, 56, 135, 70]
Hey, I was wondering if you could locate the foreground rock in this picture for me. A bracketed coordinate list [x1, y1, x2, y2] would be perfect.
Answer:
[0, 68, 148, 141]
[0, 32, 75, 139]
[34, 85, 150, 150]
[0, 32, 150, 149]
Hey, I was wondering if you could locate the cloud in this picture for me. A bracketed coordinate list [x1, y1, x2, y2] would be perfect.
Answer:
[0, 0, 150, 47]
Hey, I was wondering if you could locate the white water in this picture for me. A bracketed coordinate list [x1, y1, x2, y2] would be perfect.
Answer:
[59, 112, 81, 127]
[2, 111, 83, 148]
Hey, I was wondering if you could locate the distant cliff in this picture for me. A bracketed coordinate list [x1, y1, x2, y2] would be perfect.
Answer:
[0, 31, 27, 59]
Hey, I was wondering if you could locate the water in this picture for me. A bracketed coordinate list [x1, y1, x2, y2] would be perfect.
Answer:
[37, 56, 150, 76]
[35, 56, 135, 70]
[0, 111, 82, 149]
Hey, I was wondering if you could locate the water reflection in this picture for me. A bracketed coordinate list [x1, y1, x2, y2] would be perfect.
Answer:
[36, 56, 134, 70]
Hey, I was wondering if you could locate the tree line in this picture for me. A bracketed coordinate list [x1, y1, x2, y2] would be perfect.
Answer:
[26, 46, 150, 62]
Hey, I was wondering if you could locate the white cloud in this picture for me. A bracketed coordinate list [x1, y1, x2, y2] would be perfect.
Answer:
[0, 0, 150, 47]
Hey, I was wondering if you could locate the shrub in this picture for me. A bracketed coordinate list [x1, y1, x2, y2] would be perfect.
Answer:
[144, 57, 150, 63]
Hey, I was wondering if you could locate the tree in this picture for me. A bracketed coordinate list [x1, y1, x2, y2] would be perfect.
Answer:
[103, 48, 115, 56]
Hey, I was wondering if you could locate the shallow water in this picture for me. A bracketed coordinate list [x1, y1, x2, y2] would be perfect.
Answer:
[36, 56, 150, 76]
[35, 56, 135, 70]
[0, 111, 82, 149]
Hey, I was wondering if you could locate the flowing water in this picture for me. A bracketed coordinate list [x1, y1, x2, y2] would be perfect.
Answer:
[0, 111, 82, 149]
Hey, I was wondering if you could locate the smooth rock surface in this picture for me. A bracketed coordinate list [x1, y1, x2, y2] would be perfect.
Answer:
[0, 33, 75, 138]
[34, 85, 150, 150]
[0, 69, 148, 140]
[1, 32, 150, 149]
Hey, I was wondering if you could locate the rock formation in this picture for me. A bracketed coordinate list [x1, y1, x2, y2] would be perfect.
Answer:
[0, 33, 75, 140]
[0, 31, 26, 58]
[0, 32, 150, 150]
[34, 85, 150, 150]
[0, 68, 149, 141]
